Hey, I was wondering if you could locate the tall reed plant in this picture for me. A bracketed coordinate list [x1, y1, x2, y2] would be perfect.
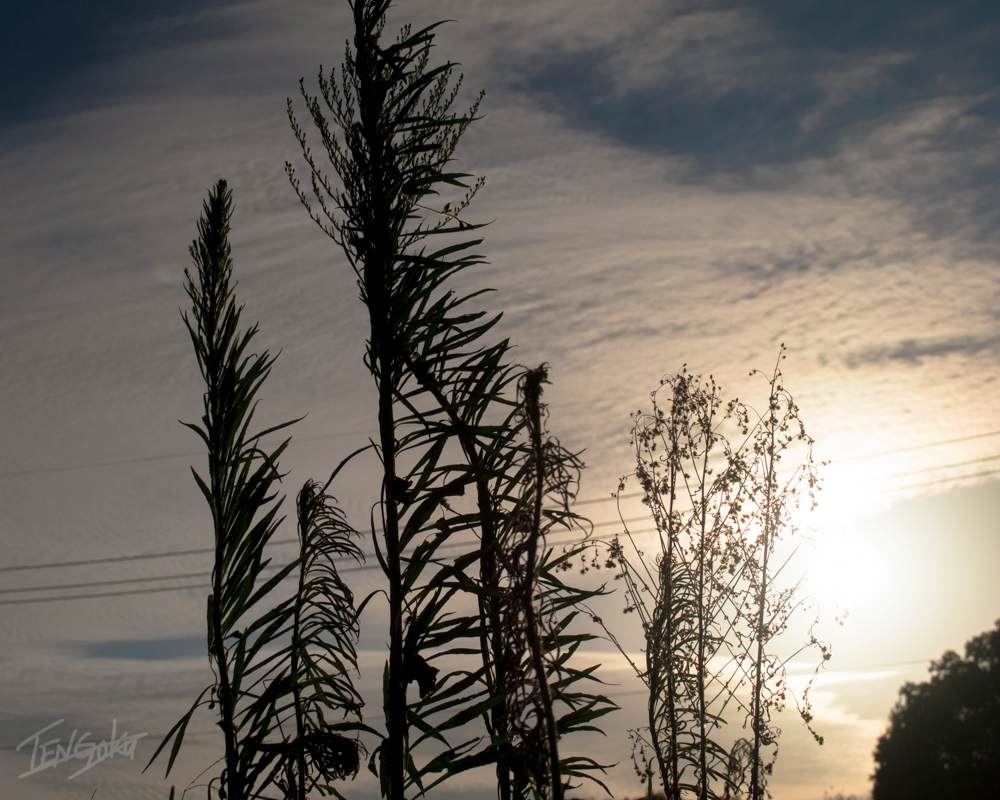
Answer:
[148, 180, 366, 800]
[287, 3, 614, 796]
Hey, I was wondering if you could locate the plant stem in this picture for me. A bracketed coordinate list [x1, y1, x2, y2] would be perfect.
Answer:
[522, 371, 563, 800]
[479, 477, 511, 800]
[749, 376, 779, 800]
[349, 2, 406, 794]
[211, 563, 242, 800]
[291, 513, 308, 800]
[697, 417, 711, 800]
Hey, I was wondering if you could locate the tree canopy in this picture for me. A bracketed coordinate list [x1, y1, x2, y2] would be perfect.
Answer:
[872, 619, 1000, 800]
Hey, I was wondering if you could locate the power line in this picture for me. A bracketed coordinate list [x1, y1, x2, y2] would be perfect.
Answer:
[4, 427, 997, 482]
[0, 451, 202, 480]
[16, 458, 998, 601]
[890, 467, 1000, 492]
[0, 570, 217, 594]
[0, 496, 638, 574]
[0, 430, 378, 481]
[835, 429, 1000, 463]
[4, 451, 996, 601]
[606, 453, 1000, 506]
[0, 582, 215, 605]
[3, 431, 998, 588]
[0, 530, 622, 606]
[0, 563, 366, 606]
[4, 445, 999, 577]
[0, 540, 298, 573]
[877, 453, 1000, 481]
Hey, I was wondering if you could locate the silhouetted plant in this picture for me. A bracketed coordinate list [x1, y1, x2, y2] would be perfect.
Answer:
[735, 353, 826, 800]
[147, 180, 365, 800]
[269, 479, 370, 800]
[603, 348, 826, 800]
[287, 2, 614, 797]
[872, 619, 1000, 800]
[497, 367, 616, 800]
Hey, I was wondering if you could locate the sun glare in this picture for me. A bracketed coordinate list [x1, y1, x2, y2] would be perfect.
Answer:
[802, 523, 894, 615]
[792, 461, 901, 616]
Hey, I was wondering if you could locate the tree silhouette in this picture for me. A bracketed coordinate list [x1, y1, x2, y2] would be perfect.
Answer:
[872, 619, 1000, 800]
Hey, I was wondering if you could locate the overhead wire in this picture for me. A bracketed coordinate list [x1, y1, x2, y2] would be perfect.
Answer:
[0, 540, 296, 573]
[2, 429, 997, 604]
[2, 459, 996, 594]
[0, 429, 378, 481]
[2, 455, 995, 601]
[834, 428, 1000, 462]
[877, 453, 1000, 481]
[2, 427, 996, 482]
[5, 449, 992, 576]
[10, 453, 998, 604]
[891, 467, 1000, 492]
[0, 529, 628, 606]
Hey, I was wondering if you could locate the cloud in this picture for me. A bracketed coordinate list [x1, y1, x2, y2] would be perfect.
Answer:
[80, 637, 207, 661]
[499, 0, 1000, 184]
[0, 0, 245, 126]
[1, 4, 999, 799]
[850, 333, 1000, 365]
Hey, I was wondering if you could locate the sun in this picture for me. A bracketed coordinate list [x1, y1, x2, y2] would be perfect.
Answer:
[789, 454, 902, 614]
[801, 523, 893, 615]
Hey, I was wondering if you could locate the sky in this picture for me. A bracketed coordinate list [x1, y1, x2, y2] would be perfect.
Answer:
[1, 1, 998, 798]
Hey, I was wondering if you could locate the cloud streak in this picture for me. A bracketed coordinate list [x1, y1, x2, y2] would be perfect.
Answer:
[1, 3, 998, 798]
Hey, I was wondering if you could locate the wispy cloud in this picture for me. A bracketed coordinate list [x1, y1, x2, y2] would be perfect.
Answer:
[850, 333, 1000, 365]
[1, 3, 998, 799]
